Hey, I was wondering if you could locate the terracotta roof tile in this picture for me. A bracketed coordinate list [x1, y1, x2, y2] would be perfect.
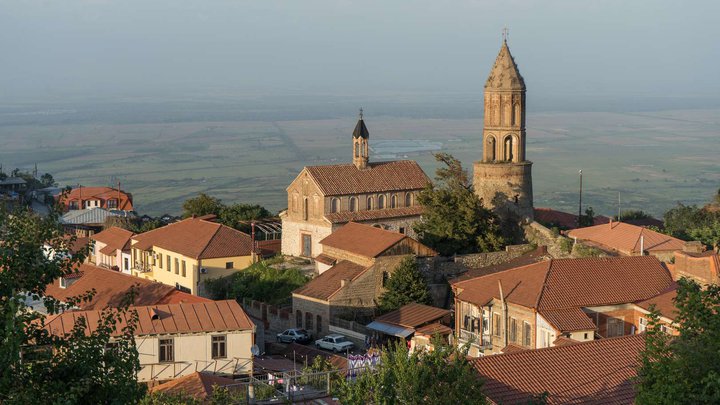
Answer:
[46, 263, 176, 310]
[635, 283, 678, 320]
[314, 254, 337, 266]
[325, 206, 424, 224]
[44, 300, 253, 337]
[568, 221, 685, 255]
[320, 222, 407, 258]
[454, 261, 551, 308]
[374, 303, 450, 329]
[91, 226, 134, 252]
[472, 334, 645, 405]
[552, 336, 581, 347]
[132, 217, 252, 259]
[534, 207, 610, 230]
[539, 308, 596, 332]
[293, 260, 368, 301]
[305, 160, 429, 196]
[150, 372, 237, 399]
[415, 322, 452, 336]
[64, 186, 133, 211]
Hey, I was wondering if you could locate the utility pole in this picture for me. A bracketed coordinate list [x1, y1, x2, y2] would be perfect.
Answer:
[577, 169, 583, 227]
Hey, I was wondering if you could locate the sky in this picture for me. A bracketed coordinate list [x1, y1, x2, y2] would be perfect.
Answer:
[1, 0, 718, 103]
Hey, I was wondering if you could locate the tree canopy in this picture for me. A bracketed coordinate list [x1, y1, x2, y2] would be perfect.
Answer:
[337, 339, 487, 404]
[663, 203, 720, 250]
[182, 193, 272, 232]
[182, 193, 224, 218]
[413, 153, 506, 256]
[0, 204, 144, 403]
[635, 278, 720, 404]
[378, 256, 432, 313]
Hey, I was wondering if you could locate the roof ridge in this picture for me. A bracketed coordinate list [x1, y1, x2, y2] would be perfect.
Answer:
[196, 221, 223, 260]
[535, 259, 553, 309]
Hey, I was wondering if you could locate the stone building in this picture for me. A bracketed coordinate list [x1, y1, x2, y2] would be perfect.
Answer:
[474, 38, 533, 222]
[291, 222, 435, 338]
[280, 113, 430, 258]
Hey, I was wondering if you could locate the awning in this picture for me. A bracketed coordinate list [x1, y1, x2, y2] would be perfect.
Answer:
[366, 321, 415, 338]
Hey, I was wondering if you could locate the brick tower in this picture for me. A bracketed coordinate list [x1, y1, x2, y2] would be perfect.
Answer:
[473, 36, 534, 222]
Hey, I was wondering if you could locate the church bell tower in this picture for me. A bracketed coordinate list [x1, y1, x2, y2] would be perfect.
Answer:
[352, 108, 370, 170]
[473, 33, 534, 221]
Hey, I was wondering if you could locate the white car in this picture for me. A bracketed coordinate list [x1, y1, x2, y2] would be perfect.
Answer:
[315, 334, 354, 353]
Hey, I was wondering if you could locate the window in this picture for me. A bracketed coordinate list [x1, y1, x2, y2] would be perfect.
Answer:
[639, 317, 647, 333]
[504, 135, 514, 161]
[305, 312, 313, 330]
[174, 258, 179, 275]
[378, 195, 386, 209]
[316, 315, 322, 334]
[301, 234, 312, 257]
[367, 197, 374, 210]
[405, 192, 412, 207]
[390, 194, 397, 208]
[493, 313, 501, 337]
[158, 253, 163, 269]
[225, 262, 233, 269]
[296, 310, 303, 328]
[181, 261, 186, 277]
[212, 335, 227, 359]
[124, 257, 129, 271]
[399, 227, 406, 234]
[107, 199, 118, 209]
[166, 255, 171, 272]
[159, 339, 174, 362]
[660, 325, 672, 334]
[523, 322, 531, 347]
[69, 201, 79, 210]
[330, 198, 339, 213]
[509, 318, 517, 343]
[59, 277, 67, 289]
[382, 271, 389, 287]
[303, 198, 309, 220]
[349, 197, 358, 212]
[606, 318, 624, 338]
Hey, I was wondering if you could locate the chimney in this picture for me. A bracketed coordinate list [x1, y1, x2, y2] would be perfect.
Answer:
[340, 279, 349, 287]
[640, 235, 644, 256]
[150, 308, 159, 320]
[609, 219, 613, 229]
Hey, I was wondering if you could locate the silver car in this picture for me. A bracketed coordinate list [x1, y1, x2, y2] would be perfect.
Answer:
[276, 328, 312, 344]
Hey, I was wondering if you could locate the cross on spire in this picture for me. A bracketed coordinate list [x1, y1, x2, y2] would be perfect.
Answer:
[502, 27, 509, 43]
[359, 107, 364, 120]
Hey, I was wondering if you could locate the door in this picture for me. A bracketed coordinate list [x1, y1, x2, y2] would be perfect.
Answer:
[302, 234, 312, 257]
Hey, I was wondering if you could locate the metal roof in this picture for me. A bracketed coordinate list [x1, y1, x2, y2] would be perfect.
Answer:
[366, 320, 415, 338]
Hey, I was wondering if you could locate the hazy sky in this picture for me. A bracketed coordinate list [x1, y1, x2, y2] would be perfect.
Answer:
[1, 0, 718, 102]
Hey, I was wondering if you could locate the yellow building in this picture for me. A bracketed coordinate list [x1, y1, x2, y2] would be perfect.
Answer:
[131, 216, 254, 296]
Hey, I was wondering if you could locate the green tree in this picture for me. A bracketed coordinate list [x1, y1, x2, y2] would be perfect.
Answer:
[578, 206, 595, 227]
[182, 193, 224, 218]
[635, 278, 720, 404]
[0, 203, 144, 403]
[414, 153, 506, 256]
[617, 209, 652, 221]
[219, 203, 271, 231]
[337, 339, 486, 405]
[378, 256, 431, 313]
[39, 173, 56, 188]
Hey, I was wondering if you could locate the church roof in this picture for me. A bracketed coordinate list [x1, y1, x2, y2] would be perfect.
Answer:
[304, 160, 429, 196]
[485, 40, 526, 91]
[352, 118, 369, 139]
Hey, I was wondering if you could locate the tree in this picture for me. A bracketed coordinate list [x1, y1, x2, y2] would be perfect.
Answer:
[378, 256, 431, 313]
[578, 206, 595, 228]
[182, 193, 224, 218]
[414, 153, 506, 256]
[0, 203, 144, 403]
[219, 203, 271, 231]
[337, 339, 486, 404]
[663, 203, 720, 249]
[39, 173, 56, 188]
[635, 278, 720, 404]
[617, 209, 652, 221]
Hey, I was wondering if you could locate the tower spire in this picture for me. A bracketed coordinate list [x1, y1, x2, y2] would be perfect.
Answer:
[352, 109, 370, 169]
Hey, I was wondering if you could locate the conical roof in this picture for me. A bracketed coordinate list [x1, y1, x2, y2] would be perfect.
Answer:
[485, 40, 525, 91]
[352, 118, 369, 139]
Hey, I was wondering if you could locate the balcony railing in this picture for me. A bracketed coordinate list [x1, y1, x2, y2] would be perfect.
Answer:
[458, 329, 492, 349]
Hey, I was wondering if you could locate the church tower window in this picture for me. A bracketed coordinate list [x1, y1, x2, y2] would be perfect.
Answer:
[405, 192, 412, 207]
[349, 197, 358, 212]
[367, 196, 374, 210]
[391, 194, 397, 209]
[378, 195, 386, 209]
[330, 198, 339, 213]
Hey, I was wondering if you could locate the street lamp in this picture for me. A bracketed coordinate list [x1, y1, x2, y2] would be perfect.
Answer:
[577, 169, 583, 227]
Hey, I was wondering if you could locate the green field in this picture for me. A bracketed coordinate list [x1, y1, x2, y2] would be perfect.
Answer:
[1, 106, 718, 218]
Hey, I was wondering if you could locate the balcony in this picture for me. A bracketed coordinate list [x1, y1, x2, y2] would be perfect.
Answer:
[133, 261, 152, 273]
[458, 329, 492, 350]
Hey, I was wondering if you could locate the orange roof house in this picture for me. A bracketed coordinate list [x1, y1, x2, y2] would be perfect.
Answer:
[567, 221, 696, 261]
[451, 256, 673, 356]
[90, 226, 135, 272]
[130, 216, 254, 296]
[292, 223, 435, 338]
[150, 372, 239, 400]
[62, 186, 133, 211]
[472, 334, 645, 405]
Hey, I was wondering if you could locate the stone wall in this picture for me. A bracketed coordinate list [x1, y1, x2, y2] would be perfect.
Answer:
[473, 161, 533, 222]
[280, 217, 332, 257]
[243, 299, 293, 336]
[291, 296, 332, 338]
[524, 221, 573, 258]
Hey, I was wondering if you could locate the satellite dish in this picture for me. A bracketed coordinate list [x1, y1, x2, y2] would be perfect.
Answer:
[251, 345, 260, 356]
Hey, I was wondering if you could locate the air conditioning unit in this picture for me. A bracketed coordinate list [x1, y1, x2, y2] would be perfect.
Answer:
[200, 268, 208, 274]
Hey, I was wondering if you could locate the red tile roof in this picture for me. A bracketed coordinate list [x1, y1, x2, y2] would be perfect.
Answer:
[305, 160, 429, 196]
[539, 308, 596, 332]
[472, 334, 645, 405]
[635, 283, 678, 320]
[292, 260, 368, 301]
[44, 300, 254, 337]
[534, 207, 610, 230]
[374, 303, 450, 329]
[567, 221, 686, 255]
[451, 246, 550, 283]
[46, 263, 177, 310]
[132, 217, 252, 259]
[454, 260, 551, 308]
[63, 186, 133, 211]
[91, 226, 134, 252]
[325, 206, 424, 224]
[414, 322, 453, 336]
[150, 372, 237, 399]
[320, 222, 407, 258]
[157, 289, 213, 305]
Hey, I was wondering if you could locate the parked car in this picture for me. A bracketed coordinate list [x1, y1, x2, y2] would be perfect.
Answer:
[315, 334, 355, 353]
[276, 328, 312, 344]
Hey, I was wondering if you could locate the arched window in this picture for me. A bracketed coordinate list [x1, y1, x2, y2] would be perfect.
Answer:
[303, 198, 309, 220]
[367, 196, 374, 210]
[504, 135, 514, 162]
[349, 197, 357, 212]
[405, 192, 412, 207]
[330, 198, 339, 213]
[305, 312, 313, 330]
[316, 315, 322, 334]
[378, 195, 386, 209]
[391, 194, 397, 209]
[487, 136, 496, 162]
[296, 310, 302, 328]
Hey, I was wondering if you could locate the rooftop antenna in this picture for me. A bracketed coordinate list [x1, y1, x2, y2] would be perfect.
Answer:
[359, 107, 364, 120]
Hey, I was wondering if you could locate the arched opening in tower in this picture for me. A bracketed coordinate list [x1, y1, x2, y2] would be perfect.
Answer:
[504, 136, 514, 162]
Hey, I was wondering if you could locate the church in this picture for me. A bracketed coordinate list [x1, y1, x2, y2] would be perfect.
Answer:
[280, 113, 430, 258]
